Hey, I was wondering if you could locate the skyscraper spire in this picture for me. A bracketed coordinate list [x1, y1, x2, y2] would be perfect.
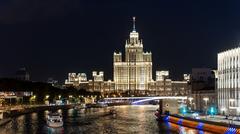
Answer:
[133, 16, 136, 31]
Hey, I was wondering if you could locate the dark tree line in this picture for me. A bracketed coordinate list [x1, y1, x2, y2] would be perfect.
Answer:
[0, 78, 101, 104]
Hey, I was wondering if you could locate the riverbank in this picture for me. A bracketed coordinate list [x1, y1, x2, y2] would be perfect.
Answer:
[7, 104, 74, 117]
[0, 104, 75, 126]
[0, 118, 11, 126]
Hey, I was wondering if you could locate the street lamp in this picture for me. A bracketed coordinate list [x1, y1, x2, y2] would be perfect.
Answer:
[229, 99, 235, 114]
[203, 97, 209, 118]
[45, 95, 49, 99]
[221, 107, 226, 115]
[229, 99, 235, 124]
[188, 97, 193, 110]
[229, 99, 234, 106]
[203, 97, 209, 105]
[68, 95, 73, 104]
[44, 95, 50, 105]
[30, 95, 36, 105]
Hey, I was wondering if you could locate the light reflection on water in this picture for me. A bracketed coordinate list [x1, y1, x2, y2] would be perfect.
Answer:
[165, 122, 211, 134]
[0, 105, 212, 134]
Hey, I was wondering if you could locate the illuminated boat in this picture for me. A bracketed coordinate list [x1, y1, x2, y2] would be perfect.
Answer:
[74, 104, 86, 109]
[47, 112, 63, 128]
[109, 108, 117, 115]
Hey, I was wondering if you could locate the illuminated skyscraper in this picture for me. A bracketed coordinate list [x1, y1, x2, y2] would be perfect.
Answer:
[113, 17, 152, 93]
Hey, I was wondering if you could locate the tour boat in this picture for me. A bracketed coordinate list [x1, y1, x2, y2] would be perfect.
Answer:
[109, 108, 117, 115]
[47, 112, 63, 128]
[74, 104, 86, 109]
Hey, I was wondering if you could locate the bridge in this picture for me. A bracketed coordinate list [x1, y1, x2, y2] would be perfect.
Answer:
[103, 96, 187, 104]
[102, 96, 188, 114]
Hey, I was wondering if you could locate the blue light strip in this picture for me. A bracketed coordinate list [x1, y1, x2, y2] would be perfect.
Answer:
[225, 127, 237, 134]
[177, 119, 183, 125]
[196, 122, 204, 130]
[163, 116, 169, 121]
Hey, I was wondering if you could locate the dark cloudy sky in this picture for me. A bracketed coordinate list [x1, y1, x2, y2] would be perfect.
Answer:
[0, 0, 240, 82]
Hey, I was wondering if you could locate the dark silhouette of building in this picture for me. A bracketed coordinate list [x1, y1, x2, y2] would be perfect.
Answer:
[15, 67, 30, 81]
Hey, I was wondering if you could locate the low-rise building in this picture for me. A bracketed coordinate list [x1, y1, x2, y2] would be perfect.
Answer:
[64, 70, 190, 97]
[149, 71, 190, 96]
[65, 73, 88, 89]
[189, 68, 217, 112]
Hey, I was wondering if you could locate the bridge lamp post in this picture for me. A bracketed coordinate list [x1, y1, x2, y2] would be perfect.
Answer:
[229, 98, 235, 111]
[44, 95, 50, 105]
[45, 95, 49, 99]
[69, 95, 73, 104]
[188, 97, 193, 110]
[203, 97, 209, 118]
[29, 95, 36, 105]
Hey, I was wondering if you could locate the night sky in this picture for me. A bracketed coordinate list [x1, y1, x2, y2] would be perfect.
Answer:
[0, 0, 240, 82]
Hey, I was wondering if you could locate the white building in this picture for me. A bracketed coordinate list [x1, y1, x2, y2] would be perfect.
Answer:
[183, 74, 190, 82]
[156, 73, 189, 96]
[156, 71, 169, 81]
[63, 17, 190, 98]
[92, 71, 104, 82]
[65, 73, 87, 87]
[88, 71, 105, 92]
[218, 47, 240, 115]
[113, 17, 152, 93]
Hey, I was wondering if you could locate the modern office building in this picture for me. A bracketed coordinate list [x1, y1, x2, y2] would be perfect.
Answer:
[218, 47, 240, 115]
[113, 17, 152, 94]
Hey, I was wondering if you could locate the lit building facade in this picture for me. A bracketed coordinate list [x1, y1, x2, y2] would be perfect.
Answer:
[218, 48, 240, 115]
[63, 17, 190, 98]
[151, 72, 190, 96]
[89, 71, 104, 92]
[65, 73, 88, 88]
[113, 17, 152, 93]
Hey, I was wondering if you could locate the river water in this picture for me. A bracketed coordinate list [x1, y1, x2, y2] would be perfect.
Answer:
[0, 105, 212, 134]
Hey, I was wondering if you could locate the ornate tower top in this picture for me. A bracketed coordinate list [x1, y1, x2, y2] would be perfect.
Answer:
[129, 16, 139, 43]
